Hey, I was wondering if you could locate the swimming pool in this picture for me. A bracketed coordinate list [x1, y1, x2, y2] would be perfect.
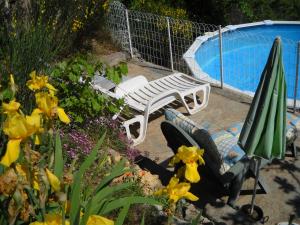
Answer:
[184, 21, 300, 103]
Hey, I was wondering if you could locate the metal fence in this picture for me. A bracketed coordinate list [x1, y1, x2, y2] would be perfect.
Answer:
[106, 1, 300, 109]
[106, 1, 218, 74]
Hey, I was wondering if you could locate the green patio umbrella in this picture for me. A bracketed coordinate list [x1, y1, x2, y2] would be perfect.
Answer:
[238, 37, 286, 215]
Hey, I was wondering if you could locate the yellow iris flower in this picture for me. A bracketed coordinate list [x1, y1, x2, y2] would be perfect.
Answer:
[45, 168, 61, 192]
[155, 177, 198, 203]
[26, 71, 57, 95]
[35, 92, 70, 124]
[29, 214, 114, 225]
[2, 100, 20, 114]
[0, 111, 41, 167]
[170, 146, 205, 183]
[87, 215, 114, 225]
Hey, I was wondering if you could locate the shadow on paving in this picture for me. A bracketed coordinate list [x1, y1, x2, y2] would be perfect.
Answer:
[135, 155, 260, 209]
[135, 155, 272, 224]
[135, 155, 223, 208]
[271, 157, 300, 218]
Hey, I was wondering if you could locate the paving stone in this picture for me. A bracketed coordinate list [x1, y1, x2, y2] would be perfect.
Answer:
[125, 59, 300, 225]
[204, 201, 264, 225]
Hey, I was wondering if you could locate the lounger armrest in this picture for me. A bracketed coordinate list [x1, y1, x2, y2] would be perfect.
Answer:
[92, 84, 119, 99]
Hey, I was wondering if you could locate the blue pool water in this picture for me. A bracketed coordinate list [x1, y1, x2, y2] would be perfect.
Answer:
[195, 24, 300, 98]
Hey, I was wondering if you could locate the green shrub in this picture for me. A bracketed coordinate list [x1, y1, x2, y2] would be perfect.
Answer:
[0, 72, 160, 225]
[126, 0, 188, 19]
[49, 56, 127, 123]
[0, 0, 107, 112]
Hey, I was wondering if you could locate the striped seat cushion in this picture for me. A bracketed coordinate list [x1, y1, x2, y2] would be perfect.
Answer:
[164, 108, 218, 134]
[165, 108, 203, 134]
[287, 112, 300, 130]
[226, 122, 243, 138]
[210, 130, 245, 170]
[226, 120, 297, 146]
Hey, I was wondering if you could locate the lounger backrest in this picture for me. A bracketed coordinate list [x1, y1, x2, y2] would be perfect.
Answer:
[191, 129, 224, 179]
[161, 121, 223, 180]
[115, 75, 148, 98]
[161, 121, 199, 152]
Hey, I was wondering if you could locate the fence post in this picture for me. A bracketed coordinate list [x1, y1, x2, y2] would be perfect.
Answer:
[166, 17, 174, 71]
[218, 25, 224, 89]
[125, 9, 133, 58]
[293, 41, 300, 112]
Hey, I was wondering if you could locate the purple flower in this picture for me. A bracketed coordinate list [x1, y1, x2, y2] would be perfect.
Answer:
[126, 146, 141, 162]
[62, 128, 94, 162]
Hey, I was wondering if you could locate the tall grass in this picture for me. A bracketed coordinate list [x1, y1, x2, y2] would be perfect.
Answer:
[0, 0, 106, 112]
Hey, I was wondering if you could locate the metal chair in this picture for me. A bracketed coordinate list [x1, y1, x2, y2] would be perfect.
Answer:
[161, 120, 251, 207]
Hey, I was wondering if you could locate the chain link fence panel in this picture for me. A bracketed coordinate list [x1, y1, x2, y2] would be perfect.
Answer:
[106, 1, 218, 74]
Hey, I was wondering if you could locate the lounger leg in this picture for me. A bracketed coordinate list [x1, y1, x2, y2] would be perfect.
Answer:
[123, 115, 148, 146]
[182, 84, 211, 115]
[227, 159, 250, 207]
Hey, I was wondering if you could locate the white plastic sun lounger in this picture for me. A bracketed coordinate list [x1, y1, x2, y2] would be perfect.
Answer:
[92, 72, 211, 145]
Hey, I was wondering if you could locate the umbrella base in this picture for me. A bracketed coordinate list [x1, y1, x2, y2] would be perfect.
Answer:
[241, 204, 268, 223]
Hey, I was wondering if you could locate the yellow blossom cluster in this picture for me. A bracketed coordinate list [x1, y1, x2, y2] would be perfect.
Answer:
[155, 177, 198, 203]
[0, 72, 115, 225]
[102, 0, 110, 10]
[72, 0, 105, 32]
[160, 7, 188, 19]
[0, 71, 70, 167]
[72, 19, 84, 32]
[155, 145, 205, 207]
[170, 145, 205, 183]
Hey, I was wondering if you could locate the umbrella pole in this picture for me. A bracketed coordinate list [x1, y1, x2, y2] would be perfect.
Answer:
[250, 157, 262, 215]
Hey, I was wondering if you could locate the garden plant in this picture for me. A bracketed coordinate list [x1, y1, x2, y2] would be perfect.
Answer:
[0, 73, 161, 225]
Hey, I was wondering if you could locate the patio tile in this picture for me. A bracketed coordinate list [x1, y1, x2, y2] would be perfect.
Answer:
[128, 61, 300, 224]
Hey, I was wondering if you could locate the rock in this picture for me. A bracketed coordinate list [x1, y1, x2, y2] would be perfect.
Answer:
[108, 148, 122, 163]
[184, 203, 211, 224]
[139, 169, 163, 195]
[131, 165, 163, 195]
[184, 203, 201, 221]
[149, 204, 211, 225]
[110, 163, 162, 195]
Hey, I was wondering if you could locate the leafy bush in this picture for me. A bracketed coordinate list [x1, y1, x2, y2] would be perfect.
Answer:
[125, 0, 188, 19]
[0, 0, 108, 111]
[49, 56, 127, 123]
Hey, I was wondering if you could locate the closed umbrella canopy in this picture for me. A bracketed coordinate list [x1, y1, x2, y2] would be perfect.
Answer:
[238, 37, 286, 160]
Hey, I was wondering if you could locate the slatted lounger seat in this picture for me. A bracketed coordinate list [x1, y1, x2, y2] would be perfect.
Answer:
[92, 73, 211, 145]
